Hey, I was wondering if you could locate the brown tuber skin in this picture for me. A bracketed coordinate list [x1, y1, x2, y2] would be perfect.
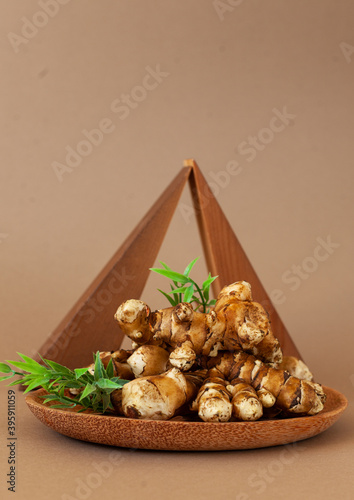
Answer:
[120, 368, 204, 420]
[212, 281, 282, 364]
[227, 379, 263, 421]
[115, 281, 283, 373]
[207, 351, 326, 416]
[110, 281, 326, 422]
[114, 300, 153, 346]
[278, 355, 314, 381]
[126, 345, 170, 378]
[190, 375, 232, 422]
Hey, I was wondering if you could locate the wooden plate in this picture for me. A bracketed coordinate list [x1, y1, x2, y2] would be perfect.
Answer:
[25, 386, 347, 451]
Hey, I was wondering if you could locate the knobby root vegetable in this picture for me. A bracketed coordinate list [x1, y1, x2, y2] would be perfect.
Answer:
[115, 281, 282, 373]
[191, 369, 264, 422]
[227, 379, 263, 421]
[208, 351, 326, 416]
[278, 355, 313, 381]
[85, 346, 170, 381]
[212, 282, 282, 364]
[126, 345, 170, 378]
[190, 375, 232, 422]
[114, 300, 153, 346]
[119, 368, 205, 420]
[151, 281, 282, 367]
[109, 281, 326, 422]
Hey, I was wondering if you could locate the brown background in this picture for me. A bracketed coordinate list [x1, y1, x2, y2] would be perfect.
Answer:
[0, 1, 353, 499]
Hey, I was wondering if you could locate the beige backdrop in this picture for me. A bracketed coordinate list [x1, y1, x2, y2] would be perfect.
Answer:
[1, 1, 353, 499]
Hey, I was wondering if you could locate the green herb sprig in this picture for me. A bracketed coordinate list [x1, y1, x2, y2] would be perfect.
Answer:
[150, 257, 218, 313]
[0, 352, 129, 413]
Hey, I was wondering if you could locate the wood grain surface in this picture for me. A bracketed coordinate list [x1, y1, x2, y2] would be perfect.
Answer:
[36, 162, 300, 370]
[36, 167, 192, 369]
[25, 386, 347, 451]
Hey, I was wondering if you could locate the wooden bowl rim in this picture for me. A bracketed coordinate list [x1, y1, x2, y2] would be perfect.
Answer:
[24, 386, 348, 450]
[25, 385, 348, 427]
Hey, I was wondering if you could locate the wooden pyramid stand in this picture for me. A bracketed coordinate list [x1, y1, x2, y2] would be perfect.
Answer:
[36, 159, 300, 370]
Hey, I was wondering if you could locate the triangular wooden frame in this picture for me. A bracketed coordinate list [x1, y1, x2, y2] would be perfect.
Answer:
[37, 159, 300, 369]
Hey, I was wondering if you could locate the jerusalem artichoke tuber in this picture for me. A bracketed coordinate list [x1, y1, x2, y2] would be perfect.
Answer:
[121, 281, 283, 372]
[278, 355, 314, 381]
[120, 368, 205, 420]
[208, 351, 326, 416]
[226, 379, 263, 421]
[126, 345, 170, 378]
[110, 279, 326, 422]
[190, 375, 233, 422]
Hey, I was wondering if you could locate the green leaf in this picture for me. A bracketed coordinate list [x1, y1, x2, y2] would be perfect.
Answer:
[64, 381, 82, 389]
[101, 393, 111, 413]
[157, 289, 178, 307]
[7, 355, 48, 375]
[105, 358, 114, 379]
[159, 261, 173, 271]
[166, 286, 188, 295]
[93, 352, 106, 381]
[57, 381, 67, 397]
[23, 376, 51, 394]
[91, 392, 102, 412]
[44, 359, 74, 378]
[183, 284, 195, 303]
[95, 379, 122, 390]
[50, 403, 76, 409]
[0, 350, 130, 414]
[41, 394, 61, 404]
[159, 262, 180, 287]
[51, 393, 80, 405]
[0, 362, 12, 374]
[40, 394, 71, 405]
[110, 376, 129, 384]
[169, 284, 179, 302]
[18, 353, 46, 368]
[202, 274, 218, 302]
[14, 374, 32, 386]
[17, 352, 48, 375]
[202, 274, 218, 291]
[47, 376, 62, 389]
[79, 383, 96, 401]
[149, 268, 190, 284]
[183, 257, 200, 277]
[8, 378, 25, 386]
[74, 367, 90, 379]
[5, 360, 29, 372]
